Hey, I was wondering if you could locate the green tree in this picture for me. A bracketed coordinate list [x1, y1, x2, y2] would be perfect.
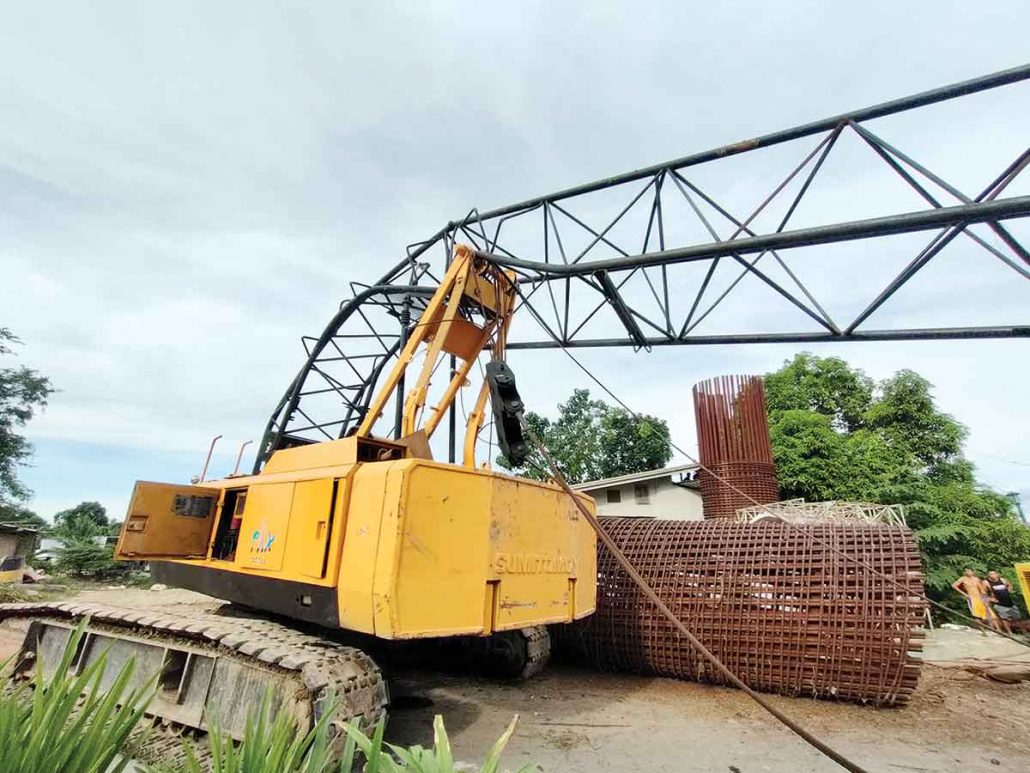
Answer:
[54, 501, 109, 531]
[764, 353, 873, 432]
[499, 389, 672, 484]
[53, 540, 122, 577]
[597, 406, 672, 479]
[764, 353, 1028, 619]
[0, 501, 46, 529]
[0, 328, 54, 510]
[51, 501, 122, 577]
[513, 390, 606, 482]
[865, 370, 967, 478]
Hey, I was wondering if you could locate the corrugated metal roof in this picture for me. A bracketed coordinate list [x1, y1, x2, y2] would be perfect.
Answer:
[573, 463, 700, 491]
[0, 522, 41, 535]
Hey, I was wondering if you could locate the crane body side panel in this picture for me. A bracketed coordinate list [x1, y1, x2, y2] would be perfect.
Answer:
[282, 477, 336, 579]
[125, 453, 598, 640]
[234, 482, 293, 572]
[366, 461, 596, 639]
[335, 463, 395, 634]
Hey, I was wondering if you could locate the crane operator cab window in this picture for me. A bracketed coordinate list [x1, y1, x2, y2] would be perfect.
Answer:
[213, 489, 248, 561]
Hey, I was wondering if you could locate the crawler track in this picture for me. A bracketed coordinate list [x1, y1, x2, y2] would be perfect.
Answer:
[0, 601, 387, 766]
[519, 625, 551, 680]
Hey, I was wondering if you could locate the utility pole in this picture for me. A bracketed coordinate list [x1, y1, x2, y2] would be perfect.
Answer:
[1006, 492, 1027, 525]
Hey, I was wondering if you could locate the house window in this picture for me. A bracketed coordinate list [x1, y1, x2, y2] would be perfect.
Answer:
[634, 483, 650, 504]
[606, 489, 621, 504]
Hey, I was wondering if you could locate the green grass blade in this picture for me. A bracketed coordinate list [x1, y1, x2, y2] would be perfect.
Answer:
[0, 617, 155, 773]
[385, 742, 422, 768]
[364, 718, 401, 773]
[335, 719, 361, 772]
[433, 714, 453, 771]
[480, 714, 519, 773]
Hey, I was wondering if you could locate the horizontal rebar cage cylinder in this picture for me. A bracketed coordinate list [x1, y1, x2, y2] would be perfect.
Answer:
[555, 517, 926, 705]
[693, 375, 779, 519]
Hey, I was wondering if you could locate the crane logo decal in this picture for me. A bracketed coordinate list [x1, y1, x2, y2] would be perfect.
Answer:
[250, 521, 276, 554]
[493, 553, 573, 575]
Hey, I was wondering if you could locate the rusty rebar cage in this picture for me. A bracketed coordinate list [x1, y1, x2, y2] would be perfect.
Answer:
[692, 375, 779, 519]
[555, 517, 926, 705]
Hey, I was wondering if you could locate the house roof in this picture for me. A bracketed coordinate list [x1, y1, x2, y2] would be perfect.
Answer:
[573, 463, 700, 492]
[0, 522, 41, 535]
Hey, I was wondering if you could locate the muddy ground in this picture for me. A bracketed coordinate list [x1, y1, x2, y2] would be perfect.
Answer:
[3, 585, 1029, 773]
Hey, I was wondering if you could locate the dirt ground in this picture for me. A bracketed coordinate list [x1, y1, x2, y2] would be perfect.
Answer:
[4, 585, 1029, 773]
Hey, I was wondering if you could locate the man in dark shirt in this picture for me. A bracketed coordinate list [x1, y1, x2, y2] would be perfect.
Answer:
[984, 571, 1021, 634]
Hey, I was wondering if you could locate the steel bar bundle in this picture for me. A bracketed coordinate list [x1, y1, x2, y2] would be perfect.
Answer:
[555, 517, 925, 705]
[693, 375, 779, 519]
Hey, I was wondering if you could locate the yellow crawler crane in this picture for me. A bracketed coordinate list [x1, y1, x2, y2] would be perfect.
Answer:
[0, 245, 596, 760]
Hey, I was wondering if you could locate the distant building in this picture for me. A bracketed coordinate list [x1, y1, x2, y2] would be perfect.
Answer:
[35, 537, 63, 563]
[574, 464, 703, 520]
[0, 523, 41, 583]
[36, 534, 112, 563]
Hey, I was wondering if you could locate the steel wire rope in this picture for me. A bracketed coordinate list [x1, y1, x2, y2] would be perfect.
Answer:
[521, 418, 871, 773]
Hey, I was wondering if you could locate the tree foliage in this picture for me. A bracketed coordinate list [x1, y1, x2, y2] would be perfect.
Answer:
[498, 389, 672, 484]
[765, 353, 1030, 618]
[764, 352, 873, 432]
[51, 500, 123, 577]
[53, 540, 122, 577]
[54, 501, 109, 531]
[0, 328, 54, 507]
[0, 501, 46, 529]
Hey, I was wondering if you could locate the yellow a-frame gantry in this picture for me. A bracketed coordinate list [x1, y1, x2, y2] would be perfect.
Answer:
[356, 244, 516, 467]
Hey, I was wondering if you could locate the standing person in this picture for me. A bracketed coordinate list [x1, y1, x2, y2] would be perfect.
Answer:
[952, 568, 996, 629]
[983, 570, 1021, 634]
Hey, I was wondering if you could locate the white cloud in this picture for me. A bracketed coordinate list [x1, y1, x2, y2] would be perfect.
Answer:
[1, 1, 1027, 506]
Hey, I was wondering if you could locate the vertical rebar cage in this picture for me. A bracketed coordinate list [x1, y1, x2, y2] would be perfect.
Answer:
[556, 517, 926, 705]
[692, 375, 780, 519]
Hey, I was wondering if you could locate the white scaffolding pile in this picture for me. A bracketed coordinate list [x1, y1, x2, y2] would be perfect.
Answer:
[735, 498, 907, 526]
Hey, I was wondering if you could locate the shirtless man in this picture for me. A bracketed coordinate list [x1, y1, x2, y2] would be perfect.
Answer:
[952, 567, 995, 629]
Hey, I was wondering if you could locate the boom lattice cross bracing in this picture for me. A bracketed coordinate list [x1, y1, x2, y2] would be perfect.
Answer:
[257, 66, 1029, 470]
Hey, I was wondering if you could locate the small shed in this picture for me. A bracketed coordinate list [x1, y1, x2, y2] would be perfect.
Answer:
[574, 464, 704, 521]
[0, 522, 41, 583]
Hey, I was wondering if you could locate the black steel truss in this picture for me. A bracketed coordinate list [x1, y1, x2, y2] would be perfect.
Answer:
[256, 65, 1030, 470]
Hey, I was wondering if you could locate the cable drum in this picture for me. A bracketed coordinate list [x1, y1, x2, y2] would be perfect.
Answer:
[554, 517, 926, 705]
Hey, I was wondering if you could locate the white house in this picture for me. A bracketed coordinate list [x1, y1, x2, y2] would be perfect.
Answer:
[35, 534, 111, 563]
[574, 464, 703, 520]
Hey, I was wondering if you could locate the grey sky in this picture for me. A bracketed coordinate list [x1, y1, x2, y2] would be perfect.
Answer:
[1, 2, 1028, 518]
